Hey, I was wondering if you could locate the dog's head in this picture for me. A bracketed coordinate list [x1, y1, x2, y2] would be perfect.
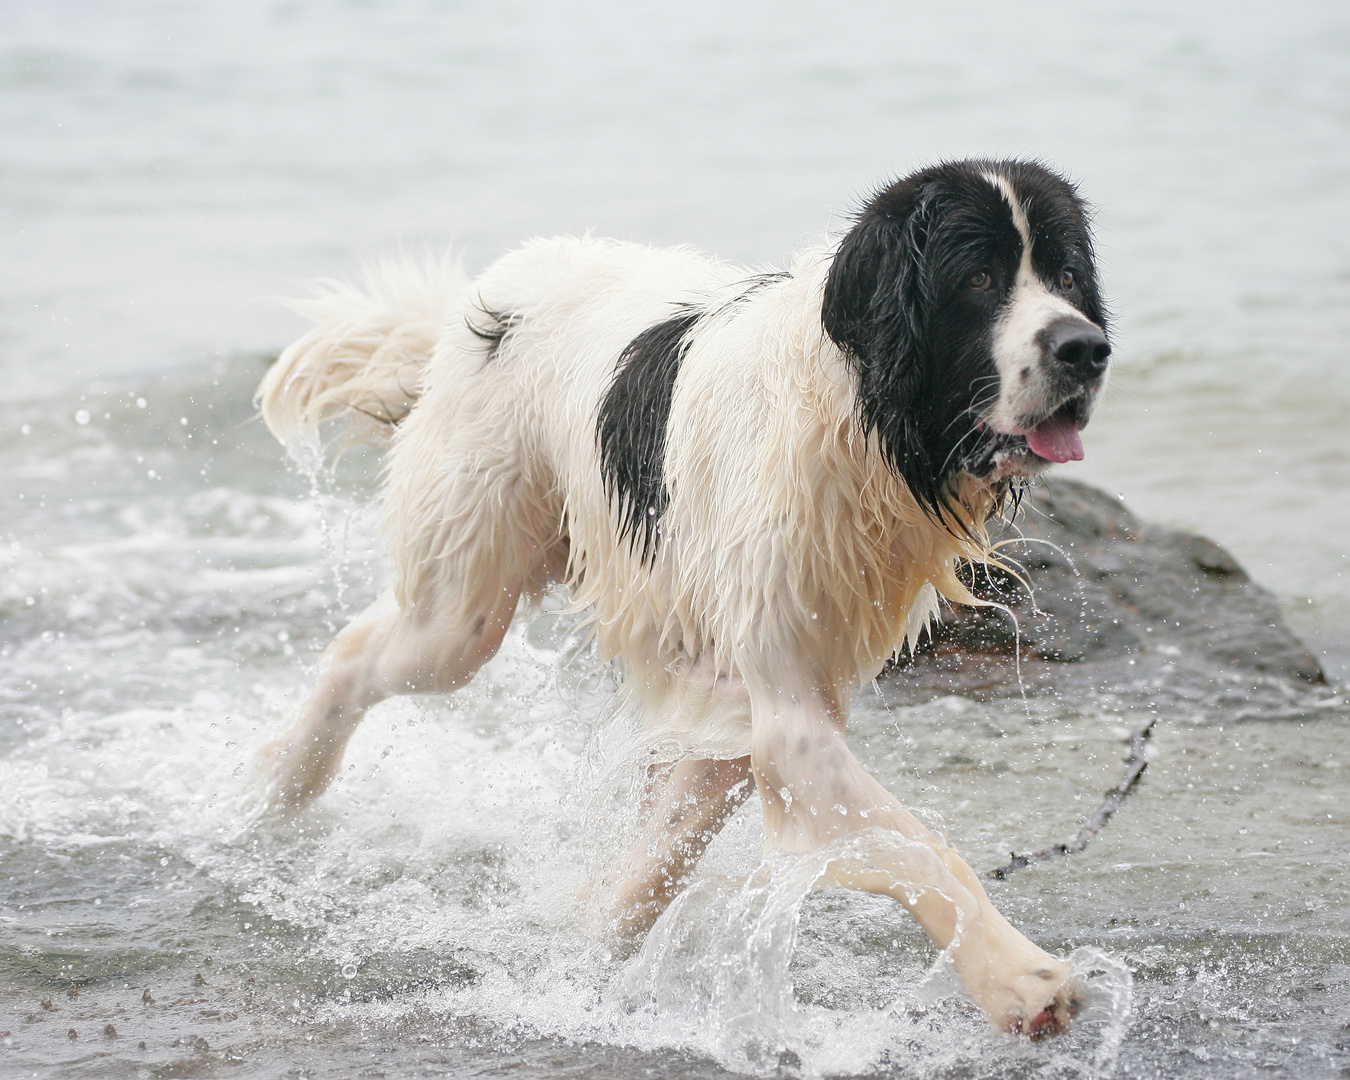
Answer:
[822, 159, 1110, 523]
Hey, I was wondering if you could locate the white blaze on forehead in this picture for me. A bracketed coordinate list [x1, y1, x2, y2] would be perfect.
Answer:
[982, 170, 1032, 252]
[981, 169, 1099, 434]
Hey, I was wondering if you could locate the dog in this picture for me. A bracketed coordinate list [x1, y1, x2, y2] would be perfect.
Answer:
[254, 159, 1111, 1038]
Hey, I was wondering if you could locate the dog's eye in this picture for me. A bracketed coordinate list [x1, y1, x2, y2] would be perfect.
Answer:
[1059, 268, 1076, 289]
[968, 271, 993, 291]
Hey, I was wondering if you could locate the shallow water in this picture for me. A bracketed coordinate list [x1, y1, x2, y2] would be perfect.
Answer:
[3, 2, 1350, 1078]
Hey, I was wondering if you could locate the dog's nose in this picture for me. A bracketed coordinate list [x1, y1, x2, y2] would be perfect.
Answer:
[1047, 323, 1110, 376]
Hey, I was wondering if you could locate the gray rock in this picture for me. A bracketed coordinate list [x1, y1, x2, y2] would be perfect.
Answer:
[884, 479, 1327, 716]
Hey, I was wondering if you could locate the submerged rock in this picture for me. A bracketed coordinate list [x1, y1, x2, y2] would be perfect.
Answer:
[886, 479, 1327, 716]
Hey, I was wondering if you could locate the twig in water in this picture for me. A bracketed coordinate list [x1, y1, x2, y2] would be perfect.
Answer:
[987, 719, 1155, 880]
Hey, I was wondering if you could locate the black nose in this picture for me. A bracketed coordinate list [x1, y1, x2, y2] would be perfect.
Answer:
[1047, 323, 1110, 376]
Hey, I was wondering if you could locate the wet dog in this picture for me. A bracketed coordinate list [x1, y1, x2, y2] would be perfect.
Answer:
[255, 159, 1110, 1036]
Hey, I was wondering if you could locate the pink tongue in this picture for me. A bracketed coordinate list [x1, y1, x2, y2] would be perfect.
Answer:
[1025, 414, 1084, 463]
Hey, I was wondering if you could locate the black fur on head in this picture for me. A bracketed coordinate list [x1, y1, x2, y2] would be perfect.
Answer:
[821, 159, 1108, 528]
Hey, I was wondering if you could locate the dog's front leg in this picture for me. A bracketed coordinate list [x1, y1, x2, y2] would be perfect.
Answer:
[604, 755, 753, 938]
[747, 676, 1081, 1037]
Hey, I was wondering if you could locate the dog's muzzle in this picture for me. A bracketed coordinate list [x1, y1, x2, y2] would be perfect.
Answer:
[966, 319, 1111, 478]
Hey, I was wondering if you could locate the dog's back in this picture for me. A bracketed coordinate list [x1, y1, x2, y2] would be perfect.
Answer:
[258, 237, 735, 454]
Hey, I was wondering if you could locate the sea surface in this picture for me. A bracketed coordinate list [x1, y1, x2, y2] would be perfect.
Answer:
[1, 2, 1348, 1078]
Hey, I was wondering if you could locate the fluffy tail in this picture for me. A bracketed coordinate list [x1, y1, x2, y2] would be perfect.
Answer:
[256, 254, 470, 458]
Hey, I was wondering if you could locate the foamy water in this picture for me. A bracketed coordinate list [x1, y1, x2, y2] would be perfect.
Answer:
[3, 2, 1349, 1077]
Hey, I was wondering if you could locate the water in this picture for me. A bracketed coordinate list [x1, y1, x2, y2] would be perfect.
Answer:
[2, 2, 1348, 1077]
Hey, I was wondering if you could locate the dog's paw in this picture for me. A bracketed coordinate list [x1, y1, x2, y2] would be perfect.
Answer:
[1005, 969, 1084, 1040]
[974, 956, 1084, 1039]
[951, 927, 1085, 1040]
[253, 737, 329, 813]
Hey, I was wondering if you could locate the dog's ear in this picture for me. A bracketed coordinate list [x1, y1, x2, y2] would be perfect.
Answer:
[822, 184, 936, 478]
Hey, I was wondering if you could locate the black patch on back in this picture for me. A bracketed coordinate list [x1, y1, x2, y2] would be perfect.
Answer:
[597, 308, 702, 561]
[465, 304, 520, 361]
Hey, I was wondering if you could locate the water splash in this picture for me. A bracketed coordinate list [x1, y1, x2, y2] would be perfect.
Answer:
[615, 856, 818, 1073]
[614, 835, 1134, 1077]
[1065, 946, 1133, 1073]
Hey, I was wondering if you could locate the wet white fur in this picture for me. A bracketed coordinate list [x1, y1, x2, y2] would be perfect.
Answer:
[256, 222, 1085, 1035]
[262, 237, 992, 757]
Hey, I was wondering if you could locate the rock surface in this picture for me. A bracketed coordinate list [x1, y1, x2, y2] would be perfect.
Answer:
[884, 479, 1328, 717]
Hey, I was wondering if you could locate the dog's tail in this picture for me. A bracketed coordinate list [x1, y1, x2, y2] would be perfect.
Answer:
[256, 254, 470, 459]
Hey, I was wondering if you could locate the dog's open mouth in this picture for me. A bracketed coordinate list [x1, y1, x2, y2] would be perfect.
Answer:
[1022, 401, 1086, 464]
[965, 397, 1091, 479]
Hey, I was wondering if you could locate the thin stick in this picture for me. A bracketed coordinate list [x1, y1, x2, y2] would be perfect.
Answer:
[986, 719, 1155, 880]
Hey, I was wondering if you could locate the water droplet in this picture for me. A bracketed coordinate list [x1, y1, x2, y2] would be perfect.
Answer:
[74, 409, 90, 425]
[341, 963, 358, 979]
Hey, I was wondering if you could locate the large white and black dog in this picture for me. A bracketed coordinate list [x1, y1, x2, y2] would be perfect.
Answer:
[256, 159, 1110, 1038]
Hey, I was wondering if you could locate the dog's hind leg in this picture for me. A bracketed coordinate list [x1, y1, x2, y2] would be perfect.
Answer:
[744, 667, 1082, 1038]
[257, 412, 565, 811]
[256, 575, 525, 810]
